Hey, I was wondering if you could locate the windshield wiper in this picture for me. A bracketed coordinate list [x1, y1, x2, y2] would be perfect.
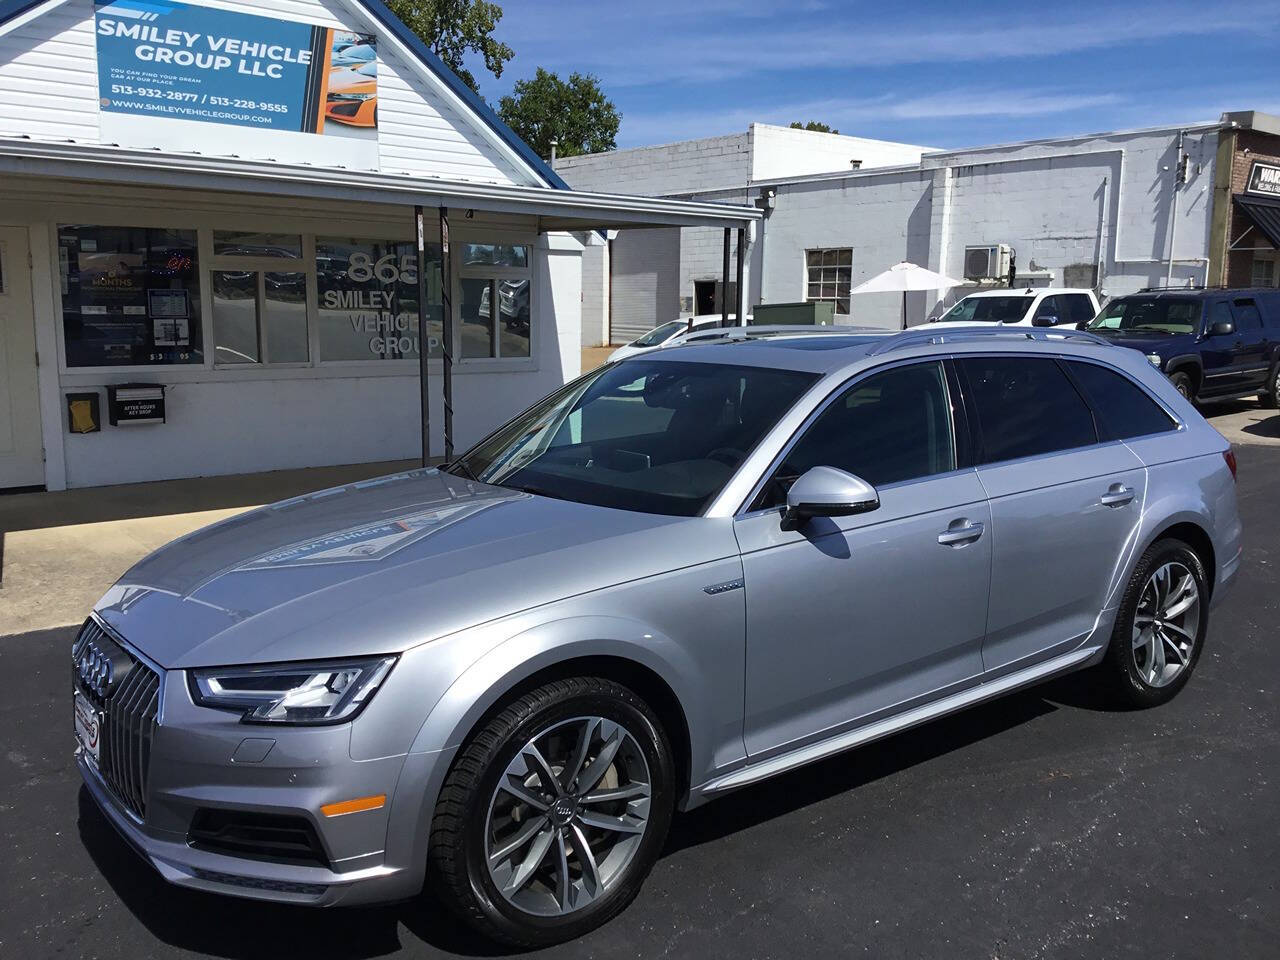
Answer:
[444, 458, 480, 482]
[499, 480, 568, 502]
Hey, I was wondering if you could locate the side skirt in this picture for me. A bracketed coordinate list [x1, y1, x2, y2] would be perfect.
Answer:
[696, 645, 1099, 797]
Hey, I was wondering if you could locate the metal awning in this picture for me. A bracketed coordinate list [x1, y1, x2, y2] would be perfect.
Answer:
[1234, 194, 1280, 250]
[0, 137, 761, 231]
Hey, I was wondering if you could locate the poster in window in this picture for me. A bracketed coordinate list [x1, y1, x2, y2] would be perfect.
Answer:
[59, 225, 203, 367]
[316, 238, 442, 361]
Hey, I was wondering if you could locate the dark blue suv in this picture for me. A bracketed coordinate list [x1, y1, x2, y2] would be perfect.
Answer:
[1085, 288, 1280, 405]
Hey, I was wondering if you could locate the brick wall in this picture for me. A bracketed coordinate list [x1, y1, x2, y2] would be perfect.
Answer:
[1226, 130, 1280, 286]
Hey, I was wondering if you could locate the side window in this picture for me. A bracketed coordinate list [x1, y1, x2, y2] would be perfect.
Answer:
[1064, 361, 1177, 440]
[1033, 296, 1061, 322]
[758, 361, 956, 507]
[1066, 295, 1096, 325]
[957, 356, 1097, 464]
[1207, 300, 1233, 329]
[1233, 299, 1262, 331]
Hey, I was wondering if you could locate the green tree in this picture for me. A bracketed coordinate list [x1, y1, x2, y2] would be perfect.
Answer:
[498, 68, 620, 159]
[385, 0, 513, 93]
[790, 121, 840, 134]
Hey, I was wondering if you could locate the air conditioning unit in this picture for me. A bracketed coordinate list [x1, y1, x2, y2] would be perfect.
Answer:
[964, 244, 1013, 281]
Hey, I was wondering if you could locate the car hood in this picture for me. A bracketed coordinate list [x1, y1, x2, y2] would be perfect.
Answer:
[95, 468, 733, 669]
[1089, 329, 1195, 353]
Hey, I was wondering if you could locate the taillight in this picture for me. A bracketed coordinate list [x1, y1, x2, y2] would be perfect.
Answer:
[1223, 449, 1237, 482]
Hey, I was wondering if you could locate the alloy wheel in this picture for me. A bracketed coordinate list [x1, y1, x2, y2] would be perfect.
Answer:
[1131, 561, 1200, 688]
[484, 716, 652, 917]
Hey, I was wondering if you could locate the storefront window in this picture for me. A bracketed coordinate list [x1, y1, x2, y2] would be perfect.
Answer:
[461, 242, 529, 268]
[459, 241, 531, 360]
[58, 225, 202, 366]
[316, 237, 442, 361]
[213, 232, 303, 258]
[211, 270, 309, 364]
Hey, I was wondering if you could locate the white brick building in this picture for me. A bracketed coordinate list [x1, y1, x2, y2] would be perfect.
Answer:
[556, 124, 933, 342]
[559, 116, 1276, 340]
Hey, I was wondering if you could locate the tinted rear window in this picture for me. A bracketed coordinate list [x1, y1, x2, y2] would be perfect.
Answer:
[1064, 361, 1177, 440]
[958, 356, 1097, 464]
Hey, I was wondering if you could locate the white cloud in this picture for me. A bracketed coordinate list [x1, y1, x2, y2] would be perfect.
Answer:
[501, 0, 1277, 88]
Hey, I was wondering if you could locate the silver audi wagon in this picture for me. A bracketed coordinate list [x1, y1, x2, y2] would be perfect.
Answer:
[73, 326, 1242, 946]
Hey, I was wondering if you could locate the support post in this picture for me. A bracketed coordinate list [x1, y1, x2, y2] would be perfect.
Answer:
[721, 227, 731, 327]
[415, 205, 431, 466]
[439, 205, 454, 461]
[735, 227, 746, 326]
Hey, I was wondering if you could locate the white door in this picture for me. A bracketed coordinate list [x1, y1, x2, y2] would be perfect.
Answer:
[0, 227, 44, 488]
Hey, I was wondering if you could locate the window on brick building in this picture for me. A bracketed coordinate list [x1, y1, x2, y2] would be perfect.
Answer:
[1252, 257, 1277, 288]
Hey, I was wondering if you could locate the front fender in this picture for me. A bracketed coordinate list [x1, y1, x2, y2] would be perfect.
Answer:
[407, 615, 705, 761]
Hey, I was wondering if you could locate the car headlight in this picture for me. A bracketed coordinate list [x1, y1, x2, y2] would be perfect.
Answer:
[1146, 353, 1163, 369]
[189, 656, 396, 724]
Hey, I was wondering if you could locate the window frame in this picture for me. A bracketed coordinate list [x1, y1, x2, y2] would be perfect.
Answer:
[803, 247, 854, 318]
[738, 357, 970, 517]
[207, 239, 314, 368]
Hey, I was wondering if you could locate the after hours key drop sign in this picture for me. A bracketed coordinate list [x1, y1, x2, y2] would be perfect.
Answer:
[94, 0, 380, 168]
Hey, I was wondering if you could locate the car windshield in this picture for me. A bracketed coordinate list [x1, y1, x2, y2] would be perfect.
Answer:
[450, 360, 819, 516]
[940, 296, 1033, 323]
[631, 320, 687, 347]
[1088, 297, 1200, 334]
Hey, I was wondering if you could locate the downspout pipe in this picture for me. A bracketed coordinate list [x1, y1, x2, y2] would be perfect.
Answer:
[1165, 129, 1185, 287]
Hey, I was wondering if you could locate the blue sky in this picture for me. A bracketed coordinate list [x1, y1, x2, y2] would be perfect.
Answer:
[480, 0, 1280, 152]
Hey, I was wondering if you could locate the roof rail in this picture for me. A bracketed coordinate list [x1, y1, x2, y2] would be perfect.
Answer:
[866, 325, 1113, 356]
[678, 324, 875, 344]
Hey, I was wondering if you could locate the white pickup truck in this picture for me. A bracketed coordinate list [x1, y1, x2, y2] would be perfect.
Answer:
[929, 287, 1101, 329]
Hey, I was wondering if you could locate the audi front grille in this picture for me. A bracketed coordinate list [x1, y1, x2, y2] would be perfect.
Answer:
[73, 619, 162, 820]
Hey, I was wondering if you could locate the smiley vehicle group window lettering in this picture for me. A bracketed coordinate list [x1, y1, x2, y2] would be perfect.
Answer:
[58, 225, 203, 367]
[316, 238, 443, 361]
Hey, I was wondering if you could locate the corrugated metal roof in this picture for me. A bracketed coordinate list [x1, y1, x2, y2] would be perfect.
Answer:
[0, 136, 761, 230]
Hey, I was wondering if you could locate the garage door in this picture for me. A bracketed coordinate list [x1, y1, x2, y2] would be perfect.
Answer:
[609, 228, 680, 344]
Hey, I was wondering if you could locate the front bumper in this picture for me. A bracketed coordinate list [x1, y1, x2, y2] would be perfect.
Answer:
[75, 657, 453, 907]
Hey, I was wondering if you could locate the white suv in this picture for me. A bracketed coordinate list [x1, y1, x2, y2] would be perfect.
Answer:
[931, 287, 1100, 329]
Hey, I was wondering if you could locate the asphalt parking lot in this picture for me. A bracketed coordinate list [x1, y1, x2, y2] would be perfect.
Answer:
[2, 447, 1277, 960]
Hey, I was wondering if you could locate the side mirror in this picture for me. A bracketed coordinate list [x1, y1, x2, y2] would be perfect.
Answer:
[1208, 320, 1235, 337]
[1032, 314, 1060, 327]
[1075, 321, 1088, 330]
[784, 466, 879, 527]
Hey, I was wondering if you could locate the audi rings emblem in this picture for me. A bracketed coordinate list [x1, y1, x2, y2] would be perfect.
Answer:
[77, 641, 114, 698]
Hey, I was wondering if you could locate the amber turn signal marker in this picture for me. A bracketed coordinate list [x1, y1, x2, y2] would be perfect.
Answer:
[321, 794, 386, 817]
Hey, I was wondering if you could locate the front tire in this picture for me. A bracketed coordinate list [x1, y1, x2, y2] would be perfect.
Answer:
[428, 678, 675, 947]
[1099, 538, 1209, 707]
[1259, 364, 1280, 408]
[1168, 370, 1195, 402]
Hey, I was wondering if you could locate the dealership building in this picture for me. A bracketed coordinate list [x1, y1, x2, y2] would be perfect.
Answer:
[557, 111, 1280, 342]
[0, 0, 756, 491]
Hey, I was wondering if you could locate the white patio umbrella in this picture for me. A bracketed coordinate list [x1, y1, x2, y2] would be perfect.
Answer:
[849, 261, 963, 330]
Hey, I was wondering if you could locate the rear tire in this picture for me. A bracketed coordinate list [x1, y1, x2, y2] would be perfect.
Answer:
[1099, 538, 1209, 708]
[428, 677, 675, 947]
[1168, 370, 1195, 402]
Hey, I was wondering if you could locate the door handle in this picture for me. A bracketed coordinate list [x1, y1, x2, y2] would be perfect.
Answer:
[1100, 484, 1135, 507]
[937, 520, 984, 546]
